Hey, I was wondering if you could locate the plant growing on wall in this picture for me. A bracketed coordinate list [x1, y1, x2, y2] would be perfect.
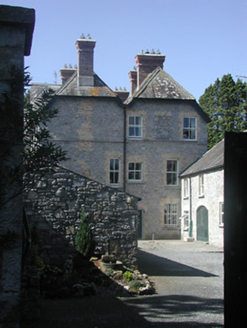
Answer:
[0, 66, 68, 207]
[75, 210, 93, 258]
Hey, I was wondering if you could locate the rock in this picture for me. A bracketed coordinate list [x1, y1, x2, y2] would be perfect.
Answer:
[112, 270, 123, 280]
[139, 284, 155, 295]
[101, 254, 116, 263]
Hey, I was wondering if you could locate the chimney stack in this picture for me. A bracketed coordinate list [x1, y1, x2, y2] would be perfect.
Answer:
[128, 67, 137, 95]
[59, 64, 76, 85]
[135, 50, 165, 88]
[75, 34, 96, 87]
[114, 87, 129, 103]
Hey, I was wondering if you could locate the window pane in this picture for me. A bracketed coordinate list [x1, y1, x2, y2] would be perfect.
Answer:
[183, 118, 189, 128]
[128, 172, 134, 180]
[129, 127, 135, 136]
[129, 163, 134, 170]
[115, 160, 119, 170]
[135, 116, 141, 125]
[190, 118, 196, 128]
[129, 116, 134, 124]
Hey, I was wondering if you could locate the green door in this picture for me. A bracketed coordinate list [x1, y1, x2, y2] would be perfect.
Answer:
[197, 206, 208, 242]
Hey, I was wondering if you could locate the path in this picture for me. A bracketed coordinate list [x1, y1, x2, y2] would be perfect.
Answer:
[21, 240, 224, 327]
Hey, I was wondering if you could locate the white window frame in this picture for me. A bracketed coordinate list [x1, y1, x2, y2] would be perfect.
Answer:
[199, 174, 204, 197]
[167, 160, 179, 186]
[128, 116, 143, 138]
[109, 159, 120, 186]
[219, 202, 224, 226]
[128, 162, 143, 182]
[164, 204, 178, 226]
[183, 178, 189, 198]
[183, 117, 197, 140]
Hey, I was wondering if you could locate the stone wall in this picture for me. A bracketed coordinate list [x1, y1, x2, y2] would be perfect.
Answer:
[23, 167, 140, 267]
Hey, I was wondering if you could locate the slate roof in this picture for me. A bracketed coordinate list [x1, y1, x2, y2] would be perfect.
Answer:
[55, 71, 117, 98]
[180, 139, 224, 177]
[126, 67, 195, 104]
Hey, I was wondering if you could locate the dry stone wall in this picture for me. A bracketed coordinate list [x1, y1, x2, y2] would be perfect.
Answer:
[23, 167, 140, 267]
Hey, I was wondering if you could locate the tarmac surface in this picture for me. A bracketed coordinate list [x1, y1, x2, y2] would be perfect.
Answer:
[21, 240, 224, 328]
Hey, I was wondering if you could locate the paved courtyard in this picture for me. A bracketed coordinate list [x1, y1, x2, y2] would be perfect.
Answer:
[21, 240, 224, 328]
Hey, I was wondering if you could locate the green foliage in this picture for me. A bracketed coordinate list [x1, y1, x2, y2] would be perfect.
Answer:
[128, 279, 142, 290]
[123, 270, 133, 282]
[0, 66, 68, 207]
[23, 87, 68, 173]
[199, 74, 247, 149]
[105, 268, 116, 277]
[75, 210, 93, 258]
[39, 264, 62, 278]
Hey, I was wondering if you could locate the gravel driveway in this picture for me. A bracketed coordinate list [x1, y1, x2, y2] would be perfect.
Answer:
[21, 240, 224, 328]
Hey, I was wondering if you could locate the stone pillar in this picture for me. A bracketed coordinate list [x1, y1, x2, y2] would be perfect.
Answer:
[0, 5, 35, 328]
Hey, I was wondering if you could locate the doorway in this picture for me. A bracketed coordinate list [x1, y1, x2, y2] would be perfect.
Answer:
[197, 206, 208, 242]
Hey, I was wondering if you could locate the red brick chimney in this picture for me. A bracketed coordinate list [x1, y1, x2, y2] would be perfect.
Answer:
[135, 49, 165, 88]
[59, 64, 76, 85]
[128, 67, 137, 95]
[75, 34, 96, 87]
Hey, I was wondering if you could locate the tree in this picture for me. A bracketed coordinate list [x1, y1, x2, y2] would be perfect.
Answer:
[0, 67, 68, 207]
[199, 74, 247, 149]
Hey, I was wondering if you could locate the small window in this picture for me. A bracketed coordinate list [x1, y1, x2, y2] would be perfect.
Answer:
[183, 117, 197, 140]
[164, 204, 178, 226]
[199, 174, 204, 197]
[128, 116, 142, 138]
[109, 159, 120, 185]
[167, 160, 178, 186]
[219, 202, 224, 226]
[128, 162, 142, 181]
[182, 211, 189, 230]
[183, 178, 189, 198]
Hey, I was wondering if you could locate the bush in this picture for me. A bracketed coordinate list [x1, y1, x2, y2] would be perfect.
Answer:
[75, 210, 93, 258]
[123, 270, 133, 282]
[128, 280, 142, 290]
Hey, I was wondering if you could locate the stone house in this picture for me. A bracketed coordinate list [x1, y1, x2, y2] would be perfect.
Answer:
[180, 139, 224, 247]
[30, 35, 209, 240]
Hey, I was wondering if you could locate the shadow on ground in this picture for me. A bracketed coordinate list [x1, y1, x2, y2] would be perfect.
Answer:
[123, 294, 224, 327]
[21, 293, 223, 328]
[137, 249, 217, 277]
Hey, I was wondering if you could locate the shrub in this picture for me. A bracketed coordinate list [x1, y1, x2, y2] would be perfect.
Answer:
[128, 280, 142, 290]
[75, 210, 93, 258]
[123, 270, 133, 282]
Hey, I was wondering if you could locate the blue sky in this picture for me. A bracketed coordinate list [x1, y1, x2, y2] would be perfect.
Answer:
[2, 0, 247, 100]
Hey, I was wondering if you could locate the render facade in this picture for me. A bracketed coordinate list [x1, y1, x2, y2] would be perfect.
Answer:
[30, 35, 209, 240]
[180, 139, 224, 247]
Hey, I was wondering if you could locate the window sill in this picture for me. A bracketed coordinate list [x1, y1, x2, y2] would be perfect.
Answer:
[198, 195, 205, 198]
[128, 137, 143, 141]
[127, 180, 144, 184]
[183, 196, 189, 200]
[219, 224, 224, 228]
[182, 139, 197, 142]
